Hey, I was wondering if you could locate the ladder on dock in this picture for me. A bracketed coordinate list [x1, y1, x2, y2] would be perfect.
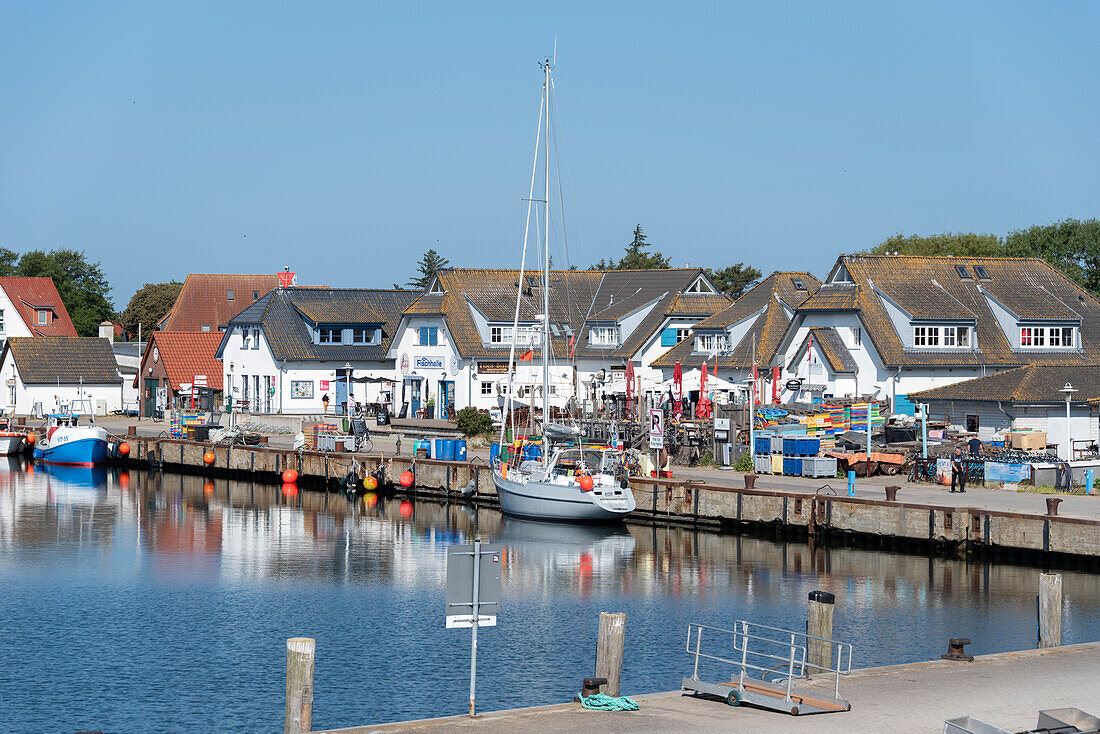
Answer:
[681, 621, 853, 716]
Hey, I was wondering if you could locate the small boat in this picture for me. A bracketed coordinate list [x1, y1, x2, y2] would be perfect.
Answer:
[495, 444, 636, 522]
[33, 414, 110, 466]
[490, 61, 637, 523]
[0, 415, 28, 455]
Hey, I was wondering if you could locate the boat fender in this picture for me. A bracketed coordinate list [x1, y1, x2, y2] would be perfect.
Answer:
[461, 479, 476, 497]
[578, 475, 594, 492]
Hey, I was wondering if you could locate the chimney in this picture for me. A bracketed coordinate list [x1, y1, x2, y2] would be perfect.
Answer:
[99, 321, 114, 340]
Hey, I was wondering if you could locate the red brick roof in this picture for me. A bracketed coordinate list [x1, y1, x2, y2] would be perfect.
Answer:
[137, 331, 225, 391]
[159, 274, 280, 332]
[0, 277, 78, 336]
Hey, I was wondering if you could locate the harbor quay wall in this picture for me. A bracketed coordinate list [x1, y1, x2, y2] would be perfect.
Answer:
[122, 438, 1100, 564]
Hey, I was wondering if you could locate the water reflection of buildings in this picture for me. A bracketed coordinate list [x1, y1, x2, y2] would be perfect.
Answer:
[0, 464, 1096, 624]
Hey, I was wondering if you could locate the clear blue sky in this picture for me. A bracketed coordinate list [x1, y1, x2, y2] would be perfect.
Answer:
[2, 2, 1098, 308]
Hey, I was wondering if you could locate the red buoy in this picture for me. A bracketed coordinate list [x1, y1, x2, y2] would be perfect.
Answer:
[578, 474, 594, 492]
[282, 469, 299, 484]
[399, 470, 414, 487]
[364, 475, 378, 491]
[399, 500, 414, 519]
[203, 451, 216, 465]
[119, 442, 130, 456]
[25, 432, 35, 446]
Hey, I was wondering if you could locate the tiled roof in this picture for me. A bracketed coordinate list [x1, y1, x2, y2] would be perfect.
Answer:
[292, 299, 385, 324]
[910, 364, 1100, 403]
[812, 256, 1100, 368]
[786, 327, 858, 373]
[652, 271, 821, 369]
[2, 337, 121, 384]
[159, 274, 280, 331]
[404, 268, 730, 362]
[219, 288, 420, 361]
[0, 277, 78, 336]
[138, 332, 225, 390]
[797, 283, 860, 311]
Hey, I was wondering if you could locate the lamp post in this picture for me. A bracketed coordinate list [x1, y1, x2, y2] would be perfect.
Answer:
[1060, 382, 1077, 461]
[345, 362, 352, 418]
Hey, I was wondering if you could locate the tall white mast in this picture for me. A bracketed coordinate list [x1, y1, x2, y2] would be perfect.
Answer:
[542, 60, 551, 428]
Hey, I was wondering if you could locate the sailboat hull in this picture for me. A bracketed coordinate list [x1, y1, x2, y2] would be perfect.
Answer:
[493, 472, 636, 522]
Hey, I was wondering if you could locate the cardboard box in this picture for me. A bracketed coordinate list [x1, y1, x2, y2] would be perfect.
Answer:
[1010, 431, 1047, 451]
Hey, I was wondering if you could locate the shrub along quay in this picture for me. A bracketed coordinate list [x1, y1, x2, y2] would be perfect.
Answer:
[120, 436, 1100, 566]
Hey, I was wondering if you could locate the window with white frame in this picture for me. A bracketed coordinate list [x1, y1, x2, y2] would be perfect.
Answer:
[1021, 326, 1074, 349]
[251, 328, 261, 349]
[37, 310, 49, 325]
[695, 333, 716, 352]
[913, 325, 971, 348]
[851, 327, 861, 347]
[319, 328, 341, 344]
[481, 381, 493, 395]
[352, 328, 376, 344]
[677, 327, 691, 342]
[489, 325, 539, 345]
[588, 325, 618, 346]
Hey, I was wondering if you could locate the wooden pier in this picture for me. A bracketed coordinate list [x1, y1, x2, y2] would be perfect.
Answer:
[120, 437, 1100, 564]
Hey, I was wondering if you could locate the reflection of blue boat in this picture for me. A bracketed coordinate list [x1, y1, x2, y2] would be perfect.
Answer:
[41, 463, 109, 488]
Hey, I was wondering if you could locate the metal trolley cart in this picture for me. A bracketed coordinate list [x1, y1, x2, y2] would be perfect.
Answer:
[682, 620, 853, 716]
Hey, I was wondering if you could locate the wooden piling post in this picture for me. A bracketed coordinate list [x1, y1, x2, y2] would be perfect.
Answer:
[285, 637, 315, 734]
[1038, 573, 1062, 648]
[595, 612, 626, 697]
[807, 590, 835, 673]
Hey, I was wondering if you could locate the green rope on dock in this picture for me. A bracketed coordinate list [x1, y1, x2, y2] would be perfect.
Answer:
[579, 693, 639, 711]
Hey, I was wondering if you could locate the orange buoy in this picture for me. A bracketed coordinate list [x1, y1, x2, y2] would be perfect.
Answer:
[364, 491, 378, 508]
[282, 469, 299, 484]
[399, 500, 414, 519]
[203, 451, 216, 465]
[399, 470, 414, 487]
[578, 474, 594, 492]
[282, 482, 299, 497]
[119, 442, 130, 456]
[25, 432, 35, 446]
[364, 475, 378, 491]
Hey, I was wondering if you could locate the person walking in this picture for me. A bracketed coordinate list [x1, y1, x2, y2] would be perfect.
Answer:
[950, 447, 967, 493]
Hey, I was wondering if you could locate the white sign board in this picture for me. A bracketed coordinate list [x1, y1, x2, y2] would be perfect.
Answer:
[649, 434, 664, 449]
[714, 418, 730, 431]
[193, 374, 208, 386]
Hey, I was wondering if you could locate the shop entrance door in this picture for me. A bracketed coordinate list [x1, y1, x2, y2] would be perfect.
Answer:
[438, 380, 454, 419]
[144, 379, 158, 418]
[405, 378, 421, 417]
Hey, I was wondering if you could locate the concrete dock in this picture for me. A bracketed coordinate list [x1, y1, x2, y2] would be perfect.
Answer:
[316, 642, 1100, 734]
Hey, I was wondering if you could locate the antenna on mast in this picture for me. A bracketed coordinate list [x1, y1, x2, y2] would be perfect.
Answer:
[553, 36, 557, 66]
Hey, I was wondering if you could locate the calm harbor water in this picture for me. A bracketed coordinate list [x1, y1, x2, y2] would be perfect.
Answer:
[1, 459, 1098, 733]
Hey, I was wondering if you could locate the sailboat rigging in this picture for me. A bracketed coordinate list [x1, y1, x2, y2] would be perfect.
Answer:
[491, 60, 637, 523]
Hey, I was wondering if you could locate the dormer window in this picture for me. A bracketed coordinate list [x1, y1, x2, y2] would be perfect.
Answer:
[686, 277, 716, 294]
[589, 325, 618, 347]
[955, 265, 971, 279]
[429, 279, 445, 294]
[1021, 326, 1074, 349]
[319, 327, 342, 344]
[695, 333, 728, 352]
[36, 309, 49, 325]
[913, 325, 970, 348]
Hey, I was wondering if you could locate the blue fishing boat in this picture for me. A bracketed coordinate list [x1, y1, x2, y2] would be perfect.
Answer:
[33, 414, 110, 466]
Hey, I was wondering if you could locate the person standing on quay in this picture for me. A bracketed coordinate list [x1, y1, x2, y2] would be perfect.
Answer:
[951, 447, 967, 493]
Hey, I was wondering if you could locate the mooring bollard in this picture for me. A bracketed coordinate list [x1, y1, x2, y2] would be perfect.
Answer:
[285, 637, 315, 734]
[885, 485, 899, 502]
[595, 612, 626, 697]
[806, 590, 835, 673]
[1038, 573, 1063, 648]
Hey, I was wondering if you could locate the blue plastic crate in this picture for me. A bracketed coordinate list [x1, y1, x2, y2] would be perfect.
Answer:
[782, 438, 797, 455]
[754, 436, 770, 454]
[782, 457, 803, 476]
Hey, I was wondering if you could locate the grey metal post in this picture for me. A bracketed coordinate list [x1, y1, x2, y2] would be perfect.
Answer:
[285, 637, 315, 734]
[1038, 573, 1063, 648]
[807, 590, 835, 674]
[469, 538, 481, 716]
[920, 403, 928, 458]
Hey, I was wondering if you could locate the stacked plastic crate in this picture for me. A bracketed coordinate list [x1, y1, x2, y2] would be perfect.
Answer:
[306, 422, 339, 449]
[753, 435, 772, 474]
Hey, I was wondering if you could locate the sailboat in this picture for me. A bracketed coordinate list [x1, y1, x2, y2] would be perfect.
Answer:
[491, 60, 637, 523]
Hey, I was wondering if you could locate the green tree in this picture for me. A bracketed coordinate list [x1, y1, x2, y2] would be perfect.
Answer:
[122, 281, 183, 338]
[398, 248, 450, 290]
[706, 263, 762, 299]
[0, 248, 19, 275]
[861, 232, 1004, 257]
[1004, 219, 1100, 294]
[617, 225, 671, 269]
[15, 249, 114, 336]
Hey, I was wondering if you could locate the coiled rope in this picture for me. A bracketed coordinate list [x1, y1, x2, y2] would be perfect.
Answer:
[579, 693, 639, 711]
